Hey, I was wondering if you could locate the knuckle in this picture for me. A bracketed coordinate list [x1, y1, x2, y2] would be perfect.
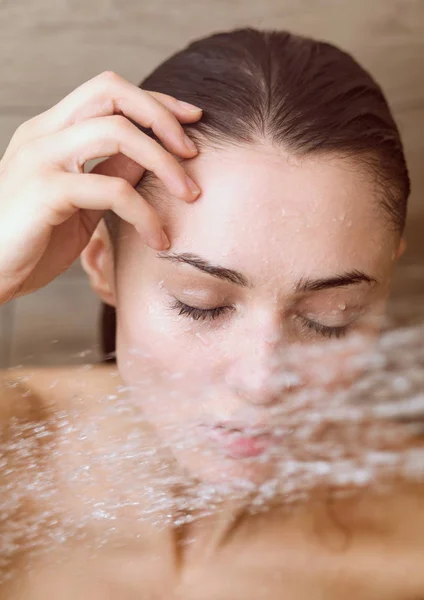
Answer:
[111, 177, 134, 198]
[9, 118, 34, 147]
[150, 98, 173, 121]
[13, 140, 39, 167]
[98, 70, 122, 87]
[26, 172, 57, 205]
[105, 114, 133, 134]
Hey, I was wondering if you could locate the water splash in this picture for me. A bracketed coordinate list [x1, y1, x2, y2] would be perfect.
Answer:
[2, 274, 424, 583]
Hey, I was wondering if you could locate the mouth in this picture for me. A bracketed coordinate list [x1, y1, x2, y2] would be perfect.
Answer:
[203, 423, 275, 459]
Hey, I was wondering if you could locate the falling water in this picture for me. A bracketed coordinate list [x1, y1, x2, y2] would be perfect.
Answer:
[1, 260, 424, 585]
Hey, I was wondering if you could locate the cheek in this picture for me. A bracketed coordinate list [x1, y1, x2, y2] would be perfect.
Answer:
[298, 299, 387, 391]
[292, 330, 381, 400]
[115, 285, 222, 389]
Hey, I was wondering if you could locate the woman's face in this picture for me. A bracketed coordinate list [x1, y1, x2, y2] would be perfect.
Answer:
[91, 144, 403, 483]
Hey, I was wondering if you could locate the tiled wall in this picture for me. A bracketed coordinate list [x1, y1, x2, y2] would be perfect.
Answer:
[0, 0, 423, 366]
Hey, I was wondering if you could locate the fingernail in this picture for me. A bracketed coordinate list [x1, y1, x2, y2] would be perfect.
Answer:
[185, 175, 201, 197]
[183, 133, 197, 153]
[178, 100, 202, 112]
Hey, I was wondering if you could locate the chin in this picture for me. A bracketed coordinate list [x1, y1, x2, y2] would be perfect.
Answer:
[174, 446, 276, 488]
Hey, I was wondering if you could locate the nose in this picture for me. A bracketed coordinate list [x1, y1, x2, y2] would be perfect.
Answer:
[225, 321, 301, 406]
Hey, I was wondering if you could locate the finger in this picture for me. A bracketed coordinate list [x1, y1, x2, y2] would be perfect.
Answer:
[49, 171, 169, 250]
[9, 71, 202, 159]
[89, 152, 145, 187]
[32, 115, 201, 202]
[144, 90, 204, 123]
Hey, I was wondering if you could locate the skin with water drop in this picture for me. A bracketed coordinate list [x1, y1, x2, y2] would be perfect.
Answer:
[0, 59, 423, 599]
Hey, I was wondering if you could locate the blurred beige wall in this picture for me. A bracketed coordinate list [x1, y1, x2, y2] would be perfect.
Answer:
[0, 0, 423, 366]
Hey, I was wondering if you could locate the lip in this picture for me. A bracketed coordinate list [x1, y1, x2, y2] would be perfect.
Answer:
[203, 423, 275, 459]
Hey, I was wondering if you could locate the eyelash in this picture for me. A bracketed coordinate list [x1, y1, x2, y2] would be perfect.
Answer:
[170, 299, 233, 321]
[299, 317, 348, 339]
[170, 299, 350, 338]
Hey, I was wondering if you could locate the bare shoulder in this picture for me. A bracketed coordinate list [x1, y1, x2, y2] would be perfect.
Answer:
[0, 364, 123, 585]
[0, 363, 129, 492]
[0, 364, 121, 417]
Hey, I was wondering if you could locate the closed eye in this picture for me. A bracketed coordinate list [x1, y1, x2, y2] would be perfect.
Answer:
[300, 317, 349, 339]
[169, 300, 355, 338]
[169, 299, 234, 321]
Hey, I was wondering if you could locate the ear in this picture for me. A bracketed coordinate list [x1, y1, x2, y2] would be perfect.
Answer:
[396, 237, 407, 259]
[80, 220, 117, 307]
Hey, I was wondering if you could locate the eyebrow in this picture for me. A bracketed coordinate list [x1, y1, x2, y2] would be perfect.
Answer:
[158, 252, 252, 287]
[295, 270, 377, 293]
[158, 253, 377, 292]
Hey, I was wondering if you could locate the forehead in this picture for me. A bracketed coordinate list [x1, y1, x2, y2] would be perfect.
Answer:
[146, 145, 396, 281]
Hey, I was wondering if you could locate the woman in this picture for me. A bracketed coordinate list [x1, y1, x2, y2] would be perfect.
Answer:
[1, 27, 424, 598]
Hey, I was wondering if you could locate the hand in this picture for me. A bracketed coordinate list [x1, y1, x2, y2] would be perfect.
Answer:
[0, 71, 202, 304]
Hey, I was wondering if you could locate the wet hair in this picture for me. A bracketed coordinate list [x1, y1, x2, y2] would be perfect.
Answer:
[101, 26, 410, 361]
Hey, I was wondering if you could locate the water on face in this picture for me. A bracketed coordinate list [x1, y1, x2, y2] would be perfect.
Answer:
[1, 263, 424, 584]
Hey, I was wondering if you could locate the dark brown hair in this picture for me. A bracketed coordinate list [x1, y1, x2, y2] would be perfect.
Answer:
[101, 26, 410, 362]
